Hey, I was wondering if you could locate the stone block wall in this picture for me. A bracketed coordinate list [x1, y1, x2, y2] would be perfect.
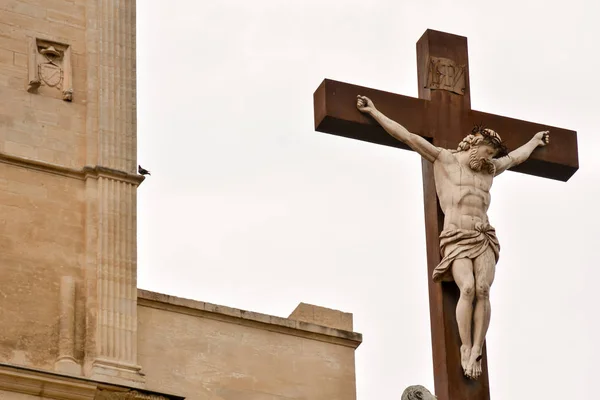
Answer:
[0, 0, 90, 370]
[0, 162, 85, 369]
[0, 0, 87, 168]
[137, 291, 362, 400]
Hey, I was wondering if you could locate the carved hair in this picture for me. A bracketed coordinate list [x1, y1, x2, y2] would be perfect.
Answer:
[453, 133, 486, 153]
[452, 124, 508, 157]
[401, 385, 434, 400]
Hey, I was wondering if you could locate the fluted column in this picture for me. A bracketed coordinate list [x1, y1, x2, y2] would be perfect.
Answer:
[96, 0, 136, 173]
[94, 177, 139, 371]
[84, 0, 143, 386]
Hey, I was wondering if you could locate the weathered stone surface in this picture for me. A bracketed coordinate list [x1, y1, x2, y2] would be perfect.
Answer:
[0, 364, 179, 400]
[289, 302, 353, 331]
[0, 1, 87, 168]
[0, 162, 85, 370]
[137, 291, 361, 400]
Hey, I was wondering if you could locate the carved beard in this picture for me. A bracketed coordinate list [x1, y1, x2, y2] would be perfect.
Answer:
[468, 146, 496, 175]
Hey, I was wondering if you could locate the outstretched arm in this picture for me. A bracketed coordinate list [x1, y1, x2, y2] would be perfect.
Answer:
[493, 131, 550, 176]
[357, 95, 441, 163]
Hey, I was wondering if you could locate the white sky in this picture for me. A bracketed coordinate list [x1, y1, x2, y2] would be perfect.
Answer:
[136, 1, 600, 399]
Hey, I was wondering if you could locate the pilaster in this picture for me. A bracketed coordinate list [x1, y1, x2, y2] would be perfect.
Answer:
[84, 0, 142, 386]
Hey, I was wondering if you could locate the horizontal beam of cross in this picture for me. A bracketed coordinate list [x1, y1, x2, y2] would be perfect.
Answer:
[314, 79, 578, 181]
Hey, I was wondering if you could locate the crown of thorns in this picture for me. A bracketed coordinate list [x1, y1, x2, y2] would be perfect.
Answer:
[471, 123, 508, 157]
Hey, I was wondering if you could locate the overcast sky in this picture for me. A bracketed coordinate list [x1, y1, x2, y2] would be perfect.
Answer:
[135, 1, 600, 399]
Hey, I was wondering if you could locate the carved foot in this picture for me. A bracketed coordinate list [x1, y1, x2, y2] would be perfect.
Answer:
[460, 344, 471, 374]
[471, 358, 482, 379]
[465, 346, 482, 379]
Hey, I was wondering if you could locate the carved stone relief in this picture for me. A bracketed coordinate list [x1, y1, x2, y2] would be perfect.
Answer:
[426, 56, 466, 95]
[27, 37, 73, 101]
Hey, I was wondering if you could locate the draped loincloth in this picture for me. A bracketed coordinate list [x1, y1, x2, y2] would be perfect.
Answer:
[432, 222, 500, 283]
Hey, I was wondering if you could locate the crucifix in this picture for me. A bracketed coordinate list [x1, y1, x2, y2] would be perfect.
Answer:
[312, 29, 578, 400]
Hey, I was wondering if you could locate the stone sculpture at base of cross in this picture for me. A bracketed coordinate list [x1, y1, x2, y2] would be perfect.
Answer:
[402, 385, 437, 400]
[357, 95, 549, 380]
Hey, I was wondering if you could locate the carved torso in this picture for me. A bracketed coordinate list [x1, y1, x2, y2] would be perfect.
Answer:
[433, 149, 494, 231]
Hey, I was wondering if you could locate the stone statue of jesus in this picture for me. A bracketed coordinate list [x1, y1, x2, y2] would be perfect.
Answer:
[357, 95, 550, 379]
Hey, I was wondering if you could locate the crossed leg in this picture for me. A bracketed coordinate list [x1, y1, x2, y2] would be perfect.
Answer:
[466, 247, 497, 379]
[451, 258, 475, 375]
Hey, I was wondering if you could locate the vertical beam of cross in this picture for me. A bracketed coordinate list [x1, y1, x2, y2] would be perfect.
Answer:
[417, 30, 490, 400]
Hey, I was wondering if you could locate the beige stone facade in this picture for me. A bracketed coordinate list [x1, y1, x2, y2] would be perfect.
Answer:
[138, 292, 360, 400]
[0, 1, 362, 400]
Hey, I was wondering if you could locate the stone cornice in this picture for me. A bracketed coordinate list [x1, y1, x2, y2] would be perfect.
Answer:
[137, 290, 363, 349]
[0, 364, 183, 400]
[82, 166, 144, 185]
[0, 364, 96, 400]
[0, 152, 144, 185]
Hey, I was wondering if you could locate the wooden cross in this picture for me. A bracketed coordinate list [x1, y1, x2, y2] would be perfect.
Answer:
[312, 29, 578, 400]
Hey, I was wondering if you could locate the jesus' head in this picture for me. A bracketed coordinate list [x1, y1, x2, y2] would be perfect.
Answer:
[456, 125, 508, 174]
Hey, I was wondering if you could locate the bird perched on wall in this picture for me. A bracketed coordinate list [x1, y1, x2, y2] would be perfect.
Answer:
[138, 165, 151, 176]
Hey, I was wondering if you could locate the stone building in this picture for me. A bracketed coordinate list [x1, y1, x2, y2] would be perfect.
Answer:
[0, 1, 362, 399]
